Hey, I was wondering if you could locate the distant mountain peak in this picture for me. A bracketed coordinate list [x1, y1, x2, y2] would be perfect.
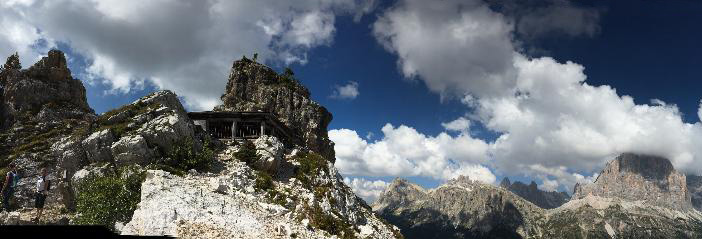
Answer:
[499, 177, 569, 209]
[573, 153, 693, 211]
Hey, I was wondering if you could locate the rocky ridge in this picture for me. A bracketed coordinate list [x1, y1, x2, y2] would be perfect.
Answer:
[375, 154, 702, 238]
[374, 176, 546, 239]
[499, 178, 569, 209]
[0, 51, 402, 239]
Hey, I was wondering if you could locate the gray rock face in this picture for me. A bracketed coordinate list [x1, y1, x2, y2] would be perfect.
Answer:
[373, 176, 546, 239]
[572, 153, 693, 211]
[688, 175, 702, 211]
[500, 178, 570, 209]
[375, 174, 702, 239]
[0, 50, 93, 129]
[82, 129, 115, 163]
[214, 58, 335, 161]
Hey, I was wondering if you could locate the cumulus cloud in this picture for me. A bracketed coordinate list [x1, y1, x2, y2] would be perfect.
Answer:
[373, 0, 702, 191]
[0, 0, 376, 109]
[343, 177, 389, 203]
[330, 81, 359, 100]
[330, 123, 494, 184]
[372, 0, 517, 99]
[442, 117, 471, 132]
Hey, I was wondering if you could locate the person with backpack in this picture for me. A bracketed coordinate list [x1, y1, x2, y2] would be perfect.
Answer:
[2, 162, 18, 212]
[34, 167, 50, 222]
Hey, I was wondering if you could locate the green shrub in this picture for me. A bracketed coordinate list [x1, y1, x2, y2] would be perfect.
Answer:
[293, 152, 328, 186]
[233, 140, 259, 166]
[74, 171, 146, 230]
[254, 171, 274, 192]
[164, 138, 215, 172]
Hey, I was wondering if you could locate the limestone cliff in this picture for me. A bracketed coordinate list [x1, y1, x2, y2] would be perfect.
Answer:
[214, 58, 335, 162]
[572, 153, 693, 211]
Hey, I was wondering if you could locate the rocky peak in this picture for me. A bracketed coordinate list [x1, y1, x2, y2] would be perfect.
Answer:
[372, 178, 427, 214]
[500, 177, 511, 188]
[0, 50, 93, 129]
[2, 52, 21, 70]
[32, 49, 68, 70]
[214, 58, 335, 161]
[499, 177, 570, 209]
[373, 177, 546, 238]
[572, 153, 693, 211]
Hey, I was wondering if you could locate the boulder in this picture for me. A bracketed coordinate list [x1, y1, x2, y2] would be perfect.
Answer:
[252, 135, 284, 173]
[82, 129, 115, 163]
[111, 135, 155, 165]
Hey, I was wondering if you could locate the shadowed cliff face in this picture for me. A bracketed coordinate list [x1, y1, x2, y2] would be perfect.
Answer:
[499, 178, 570, 209]
[689, 175, 702, 211]
[618, 153, 674, 182]
[214, 58, 335, 162]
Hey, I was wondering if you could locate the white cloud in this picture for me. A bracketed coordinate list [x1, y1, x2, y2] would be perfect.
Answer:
[330, 123, 494, 184]
[343, 177, 389, 203]
[442, 117, 471, 132]
[373, 0, 702, 192]
[330, 81, 359, 100]
[372, 0, 517, 99]
[0, 0, 376, 110]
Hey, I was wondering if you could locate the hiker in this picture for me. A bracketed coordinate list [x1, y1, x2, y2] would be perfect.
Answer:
[34, 167, 50, 222]
[2, 163, 18, 212]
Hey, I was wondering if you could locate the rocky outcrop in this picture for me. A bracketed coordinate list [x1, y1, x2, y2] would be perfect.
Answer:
[499, 178, 569, 209]
[0, 50, 96, 210]
[689, 175, 702, 211]
[122, 145, 402, 239]
[572, 153, 693, 211]
[374, 176, 546, 239]
[0, 50, 93, 129]
[214, 58, 335, 161]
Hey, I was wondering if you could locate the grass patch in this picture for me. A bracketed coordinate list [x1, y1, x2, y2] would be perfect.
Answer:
[74, 168, 146, 230]
[94, 101, 160, 138]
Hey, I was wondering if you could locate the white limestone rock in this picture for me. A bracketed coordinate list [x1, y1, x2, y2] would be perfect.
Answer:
[82, 129, 115, 163]
[252, 135, 284, 173]
[111, 134, 155, 165]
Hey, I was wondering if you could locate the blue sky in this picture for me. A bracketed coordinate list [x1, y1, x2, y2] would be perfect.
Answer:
[2, 0, 702, 202]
